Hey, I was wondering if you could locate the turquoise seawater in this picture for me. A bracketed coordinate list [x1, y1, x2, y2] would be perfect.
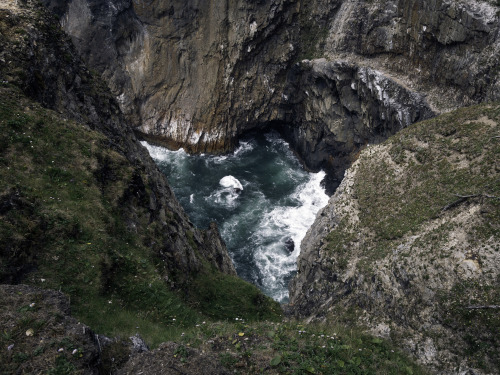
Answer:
[142, 131, 328, 302]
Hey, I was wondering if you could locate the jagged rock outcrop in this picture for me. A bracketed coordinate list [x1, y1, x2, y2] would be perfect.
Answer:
[42, 0, 500, 191]
[289, 103, 500, 373]
[280, 57, 435, 189]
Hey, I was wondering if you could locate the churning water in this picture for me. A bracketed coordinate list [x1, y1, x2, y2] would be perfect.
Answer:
[141, 131, 328, 303]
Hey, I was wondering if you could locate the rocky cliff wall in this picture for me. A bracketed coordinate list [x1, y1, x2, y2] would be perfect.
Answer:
[42, 0, 299, 154]
[279, 0, 500, 189]
[42, 0, 500, 191]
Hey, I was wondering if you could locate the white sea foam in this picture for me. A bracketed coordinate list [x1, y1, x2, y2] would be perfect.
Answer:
[210, 140, 255, 164]
[219, 175, 243, 191]
[140, 141, 186, 162]
[206, 186, 242, 208]
[141, 136, 329, 303]
[253, 170, 329, 302]
[234, 140, 254, 156]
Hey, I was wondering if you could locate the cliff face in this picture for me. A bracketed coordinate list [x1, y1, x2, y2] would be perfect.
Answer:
[42, 0, 500, 190]
[289, 104, 500, 373]
[42, 0, 299, 154]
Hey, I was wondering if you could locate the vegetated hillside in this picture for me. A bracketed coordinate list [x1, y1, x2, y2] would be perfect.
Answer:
[1, 286, 427, 375]
[0, 0, 280, 364]
[290, 103, 500, 374]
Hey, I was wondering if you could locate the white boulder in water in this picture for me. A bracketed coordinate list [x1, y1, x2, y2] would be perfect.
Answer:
[219, 175, 243, 192]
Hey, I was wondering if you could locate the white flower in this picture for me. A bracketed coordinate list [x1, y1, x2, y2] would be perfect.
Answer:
[72, 349, 78, 355]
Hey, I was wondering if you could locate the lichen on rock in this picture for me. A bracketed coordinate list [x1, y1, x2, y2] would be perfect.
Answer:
[290, 103, 500, 373]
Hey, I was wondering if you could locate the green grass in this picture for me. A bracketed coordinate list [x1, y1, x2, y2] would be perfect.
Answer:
[188, 265, 282, 322]
[172, 320, 426, 374]
[0, 87, 281, 350]
[326, 103, 500, 263]
[0, 287, 89, 375]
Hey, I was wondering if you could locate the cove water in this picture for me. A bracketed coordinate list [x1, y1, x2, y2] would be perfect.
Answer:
[141, 132, 329, 303]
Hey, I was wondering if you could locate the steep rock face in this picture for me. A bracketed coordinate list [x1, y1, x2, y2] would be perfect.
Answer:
[0, 0, 235, 284]
[280, 58, 435, 188]
[278, 0, 500, 189]
[42, 0, 500, 191]
[320, 0, 500, 105]
[289, 104, 500, 373]
[43, 0, 299, 154]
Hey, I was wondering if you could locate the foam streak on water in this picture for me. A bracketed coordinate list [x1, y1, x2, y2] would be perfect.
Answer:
[141, 132, 328, 303]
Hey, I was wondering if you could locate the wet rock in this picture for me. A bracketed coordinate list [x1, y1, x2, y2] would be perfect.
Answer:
[284, 237, 295, 253]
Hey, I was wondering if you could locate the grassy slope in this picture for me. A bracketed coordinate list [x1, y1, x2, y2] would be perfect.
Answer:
[0, 86, 281, 346]
[324, 103, 500, 371]
[122, 320, 425, 375]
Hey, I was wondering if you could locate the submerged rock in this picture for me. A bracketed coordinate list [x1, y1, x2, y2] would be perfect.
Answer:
[284, 237, 295, 253]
